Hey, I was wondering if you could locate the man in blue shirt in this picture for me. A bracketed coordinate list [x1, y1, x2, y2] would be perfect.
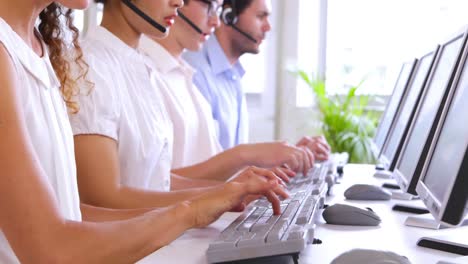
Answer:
[184, 34, 246, 150]
[184, 0, 331, 160]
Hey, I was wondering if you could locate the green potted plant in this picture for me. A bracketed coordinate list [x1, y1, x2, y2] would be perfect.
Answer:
[296, 70, 379, 164]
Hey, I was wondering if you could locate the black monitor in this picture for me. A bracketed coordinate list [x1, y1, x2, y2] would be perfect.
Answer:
[416, 38, 468, 227]
[380, 47, 439, 177]
[412, 33, 468, 256]
[372, 59, 417, 162]
[381, 47, 440, 173]
[392, 31, 467, 196]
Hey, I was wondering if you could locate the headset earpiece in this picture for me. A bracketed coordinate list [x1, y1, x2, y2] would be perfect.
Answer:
[221, 0, 257, 43]
[221, 7, 238, 25]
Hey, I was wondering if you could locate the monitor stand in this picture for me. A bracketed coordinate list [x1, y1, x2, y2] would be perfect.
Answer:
[373, 170, 393, 179]
[418, 234, 468, 255]
[405, 215, 468, 230]
[391, 191, 418, 200]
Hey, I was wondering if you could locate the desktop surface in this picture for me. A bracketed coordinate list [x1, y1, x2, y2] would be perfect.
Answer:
[138, 164, 466, 264]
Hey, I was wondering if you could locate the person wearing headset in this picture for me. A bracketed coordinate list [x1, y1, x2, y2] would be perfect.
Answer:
[69, 0, 290, 212]
[137, 0, 314, 187]
[0, 0, 288, 262]
[183, 0, 331, 161]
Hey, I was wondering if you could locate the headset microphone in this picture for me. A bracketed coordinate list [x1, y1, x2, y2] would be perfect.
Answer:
[121, 0, 167, 33]
[230, 24, 257, 43]
[221, 1, 257, 44]
[178, 11, 204, 35]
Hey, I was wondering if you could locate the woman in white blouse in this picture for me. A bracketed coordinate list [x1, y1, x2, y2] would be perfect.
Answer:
[0, 0, 288, 262]
[70, 0, 299, 209]
[139, 0, 332, 187]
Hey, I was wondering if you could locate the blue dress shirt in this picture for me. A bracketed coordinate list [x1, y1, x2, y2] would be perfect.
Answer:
[183, 35, 248, 150]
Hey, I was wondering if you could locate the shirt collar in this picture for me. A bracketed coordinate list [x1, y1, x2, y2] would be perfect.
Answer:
[0, 18, 60, 89]
[87, 26, 160, 73]
[206, 34, 245, 78]
[140, 35, 195, 76]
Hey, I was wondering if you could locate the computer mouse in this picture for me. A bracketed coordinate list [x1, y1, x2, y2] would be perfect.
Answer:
[322, 203, 381, 226]
[344, 184, 392, 201]
[331, 248, 411, 264]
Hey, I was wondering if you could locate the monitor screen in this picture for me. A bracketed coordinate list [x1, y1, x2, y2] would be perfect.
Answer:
[373, 60, 416, 157]
[418, 44, 468, 226]
[381, 51, 437, 170]
[395, 34, 465, 195]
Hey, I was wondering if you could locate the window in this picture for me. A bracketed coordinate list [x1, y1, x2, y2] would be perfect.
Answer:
[241, 45, 268, 94]
[296, 0, 468, 106]
[296, 0, 321, 107]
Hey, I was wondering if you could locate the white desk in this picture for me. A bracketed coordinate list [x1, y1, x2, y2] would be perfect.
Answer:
[139, 164, 467, 264]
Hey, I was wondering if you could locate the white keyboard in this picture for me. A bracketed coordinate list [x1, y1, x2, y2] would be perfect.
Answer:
[206, 164, 329, 263]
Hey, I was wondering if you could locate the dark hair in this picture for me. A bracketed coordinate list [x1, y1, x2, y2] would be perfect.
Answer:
[223, 0, 253, 15]
[38, 3, 90, 113]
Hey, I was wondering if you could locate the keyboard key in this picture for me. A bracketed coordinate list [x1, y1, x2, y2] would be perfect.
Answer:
[266, 219, 289, 243]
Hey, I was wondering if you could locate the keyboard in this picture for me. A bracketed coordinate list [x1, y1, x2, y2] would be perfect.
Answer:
[206, 164, 329, 263]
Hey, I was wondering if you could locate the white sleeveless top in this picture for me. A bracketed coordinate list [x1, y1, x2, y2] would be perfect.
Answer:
[0, 18, 82, 263]
[69, 27, 173, 191]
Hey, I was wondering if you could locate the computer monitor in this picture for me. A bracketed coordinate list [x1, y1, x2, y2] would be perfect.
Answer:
[392, 30, 467, 196]
[380, 47, 440, 173]
[411, 34, 468, 256]
[372, 59, 417, 162]
[416, 37, 468, 227]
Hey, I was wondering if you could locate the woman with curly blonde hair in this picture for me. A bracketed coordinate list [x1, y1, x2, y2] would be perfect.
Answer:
[0, 0, 287, 262]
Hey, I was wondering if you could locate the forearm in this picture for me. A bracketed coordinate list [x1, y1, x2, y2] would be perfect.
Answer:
[172, 146, 248, 181]
[80, 203, 153, 222]
[84, 185, 216, 209]
[170, 173, 223, 190]
[39, 203, 193, 264]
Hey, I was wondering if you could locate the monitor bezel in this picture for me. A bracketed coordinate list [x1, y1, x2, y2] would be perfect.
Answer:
[416, 31, 468, 226]
[378, 59, 418, 168]
[372, 59, 418, 165]
[391, 46, 440, 194]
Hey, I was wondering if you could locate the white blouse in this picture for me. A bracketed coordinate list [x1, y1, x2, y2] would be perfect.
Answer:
[0, 18, 82, 263]
[140, 36, 222, 169]
[70, 27, 173, 191]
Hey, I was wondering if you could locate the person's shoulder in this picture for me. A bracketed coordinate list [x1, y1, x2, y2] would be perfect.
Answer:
[183, 49, 210, 69]
[81, 36, 113, 62]
[0, 40, 13, 66]
[81, 37, 123, 80]
[0, 43, 24, 121]
[0, 43, 17, 87]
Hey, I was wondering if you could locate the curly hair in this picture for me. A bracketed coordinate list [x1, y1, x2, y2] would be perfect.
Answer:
[38, 3, 90, 113]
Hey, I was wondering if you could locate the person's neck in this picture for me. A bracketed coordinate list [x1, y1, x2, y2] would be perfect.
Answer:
[157, 35, 184, 59]
[215, 27, 242, 65]
[0, 1, 49, 56]
[100, 6, 141, 49]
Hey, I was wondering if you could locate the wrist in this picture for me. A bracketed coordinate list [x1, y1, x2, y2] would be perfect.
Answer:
[231, 144, 250, 167]
[185, 183, 244, 228]
[173, 201, 196, 230]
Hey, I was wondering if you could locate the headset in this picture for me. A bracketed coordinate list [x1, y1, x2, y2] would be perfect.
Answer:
[121, 0, 167, 33]
[221, 0, 257, 43]
[221, 0, 238, 25]
[178, 10, 204, 34]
